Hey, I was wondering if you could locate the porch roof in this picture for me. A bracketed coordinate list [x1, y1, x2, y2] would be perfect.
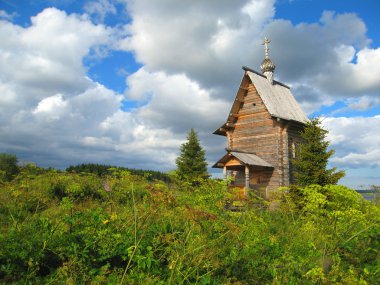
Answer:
[212, 151, 273, 168]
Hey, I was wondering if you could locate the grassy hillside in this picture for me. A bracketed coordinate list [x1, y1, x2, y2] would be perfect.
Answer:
[0, 165, 379, 284]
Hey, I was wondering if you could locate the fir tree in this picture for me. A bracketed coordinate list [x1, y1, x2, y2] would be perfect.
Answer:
[292, 117, 345, 186]
[176, 129, 209, 180]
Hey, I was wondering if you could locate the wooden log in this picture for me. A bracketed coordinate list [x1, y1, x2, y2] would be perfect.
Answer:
[245, 165, 250, 195]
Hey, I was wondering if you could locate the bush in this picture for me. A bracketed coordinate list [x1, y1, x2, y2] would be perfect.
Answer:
[0, 153, 19, 182]
[1, 169, 379, 284]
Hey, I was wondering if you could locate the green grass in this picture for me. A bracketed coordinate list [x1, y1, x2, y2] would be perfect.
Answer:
[0, 167, 379, 284]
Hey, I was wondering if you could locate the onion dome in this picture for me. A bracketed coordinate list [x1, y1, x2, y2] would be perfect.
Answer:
[260, 57, 276, 74]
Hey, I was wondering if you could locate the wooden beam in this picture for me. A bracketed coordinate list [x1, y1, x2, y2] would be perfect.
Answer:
[245, 164, 250, 197]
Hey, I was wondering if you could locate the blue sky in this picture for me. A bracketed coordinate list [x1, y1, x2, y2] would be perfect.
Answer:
[0, 0, 379, 188]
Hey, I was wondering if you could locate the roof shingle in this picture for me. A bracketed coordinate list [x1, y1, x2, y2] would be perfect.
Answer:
[246, 71, 308, 124]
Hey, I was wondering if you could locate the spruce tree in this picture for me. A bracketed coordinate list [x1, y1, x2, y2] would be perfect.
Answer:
[176, 129, 209, 180]
[292, 118, 345, 186]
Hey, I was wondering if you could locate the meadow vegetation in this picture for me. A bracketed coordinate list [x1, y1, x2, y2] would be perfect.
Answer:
[0, 162, 379, 284]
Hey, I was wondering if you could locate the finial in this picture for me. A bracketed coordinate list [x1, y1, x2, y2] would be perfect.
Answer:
[260, 36, 275, 84]
[262, 36, 271, 59]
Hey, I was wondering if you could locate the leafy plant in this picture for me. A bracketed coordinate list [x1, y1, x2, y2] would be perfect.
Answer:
[0, 163, 379, 284]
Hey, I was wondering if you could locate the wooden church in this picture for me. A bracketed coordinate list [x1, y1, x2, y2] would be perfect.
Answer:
[213, 37, 308, 199]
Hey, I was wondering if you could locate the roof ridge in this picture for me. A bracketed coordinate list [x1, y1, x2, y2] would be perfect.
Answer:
[242, 66, 290, 89]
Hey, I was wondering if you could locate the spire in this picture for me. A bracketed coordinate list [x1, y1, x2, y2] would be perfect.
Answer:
[260, 36, 275, 84]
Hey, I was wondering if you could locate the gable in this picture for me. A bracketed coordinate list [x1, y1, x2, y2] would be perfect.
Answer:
[213, 151, 273, 168]
[213, 73, 270, 136]
[213, 67, 308, 137]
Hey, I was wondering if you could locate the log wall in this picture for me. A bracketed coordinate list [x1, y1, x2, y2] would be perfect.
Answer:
[229, 81, 293, 196]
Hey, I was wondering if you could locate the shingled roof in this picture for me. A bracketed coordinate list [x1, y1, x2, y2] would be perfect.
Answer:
[213, 67, 308, 136]
[213, 151, 273, 168]
[246, 69, 308, 124]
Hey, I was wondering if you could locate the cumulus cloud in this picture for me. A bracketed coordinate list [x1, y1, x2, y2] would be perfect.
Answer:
[33, 94, 69, 120]
[0, 6, 225, 170]
[347, 96, 380, 110]
[0, 7, 111, 116]
[323, 116, 380, 168]
[0, 10, 17, 21]
[84, 0, 117, 23]
[0, 8, 118, 167]
[119, 1, 380, 114]
[126, 68, 229, 133]
[119, 0, 276, 93]
[1, 1, 380, 182]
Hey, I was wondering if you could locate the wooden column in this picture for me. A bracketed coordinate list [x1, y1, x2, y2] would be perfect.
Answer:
[245, 164, 250, 196]
[223, 166, 227, 179]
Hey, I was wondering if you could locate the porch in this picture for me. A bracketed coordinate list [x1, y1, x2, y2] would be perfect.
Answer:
[213, 151, 274, 201]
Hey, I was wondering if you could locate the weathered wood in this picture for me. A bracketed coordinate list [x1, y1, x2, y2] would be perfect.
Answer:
[225, 158, 242, 166]
[245, 165, 250, 193]
[214, 72, 306, 196]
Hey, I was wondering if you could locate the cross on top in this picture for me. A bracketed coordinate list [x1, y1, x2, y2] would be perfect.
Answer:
[262, 37, 271, 59]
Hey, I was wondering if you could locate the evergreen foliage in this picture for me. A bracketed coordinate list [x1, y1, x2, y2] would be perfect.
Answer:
[66, 163, 171, 182]
[0, 153, 19, 182]
[292, 117, 345, 186]
[176, 129, 209, 180]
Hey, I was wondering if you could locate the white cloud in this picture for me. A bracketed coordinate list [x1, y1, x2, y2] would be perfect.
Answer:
[323, 116, 380, 168]
[0, 10, 17, 21]
[126, 68, 230, 133]
[346, 96, 380, 111]
[1, 1, 380, 184]
[33, 94, 68, 121]
[0, 8, 122, 167]
[84, 0, 116, 23]
[0, 7, 112, 117]
[119, 0, 276, 92]
[82, 136, 114, 148]
[119, 1, 380, 116]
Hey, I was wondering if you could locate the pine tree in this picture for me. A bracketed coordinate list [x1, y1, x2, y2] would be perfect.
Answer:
[176, 129, 209, 180]
[292, 118, 345, 186]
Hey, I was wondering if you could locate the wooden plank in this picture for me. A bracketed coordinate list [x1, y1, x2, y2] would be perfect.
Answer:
[235, 116, 273, 125]
[235, 120, 274, 128]
[225, 158, 242, 166]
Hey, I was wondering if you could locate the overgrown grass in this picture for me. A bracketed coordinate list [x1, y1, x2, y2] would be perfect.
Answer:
[0, 167, 379, 284]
